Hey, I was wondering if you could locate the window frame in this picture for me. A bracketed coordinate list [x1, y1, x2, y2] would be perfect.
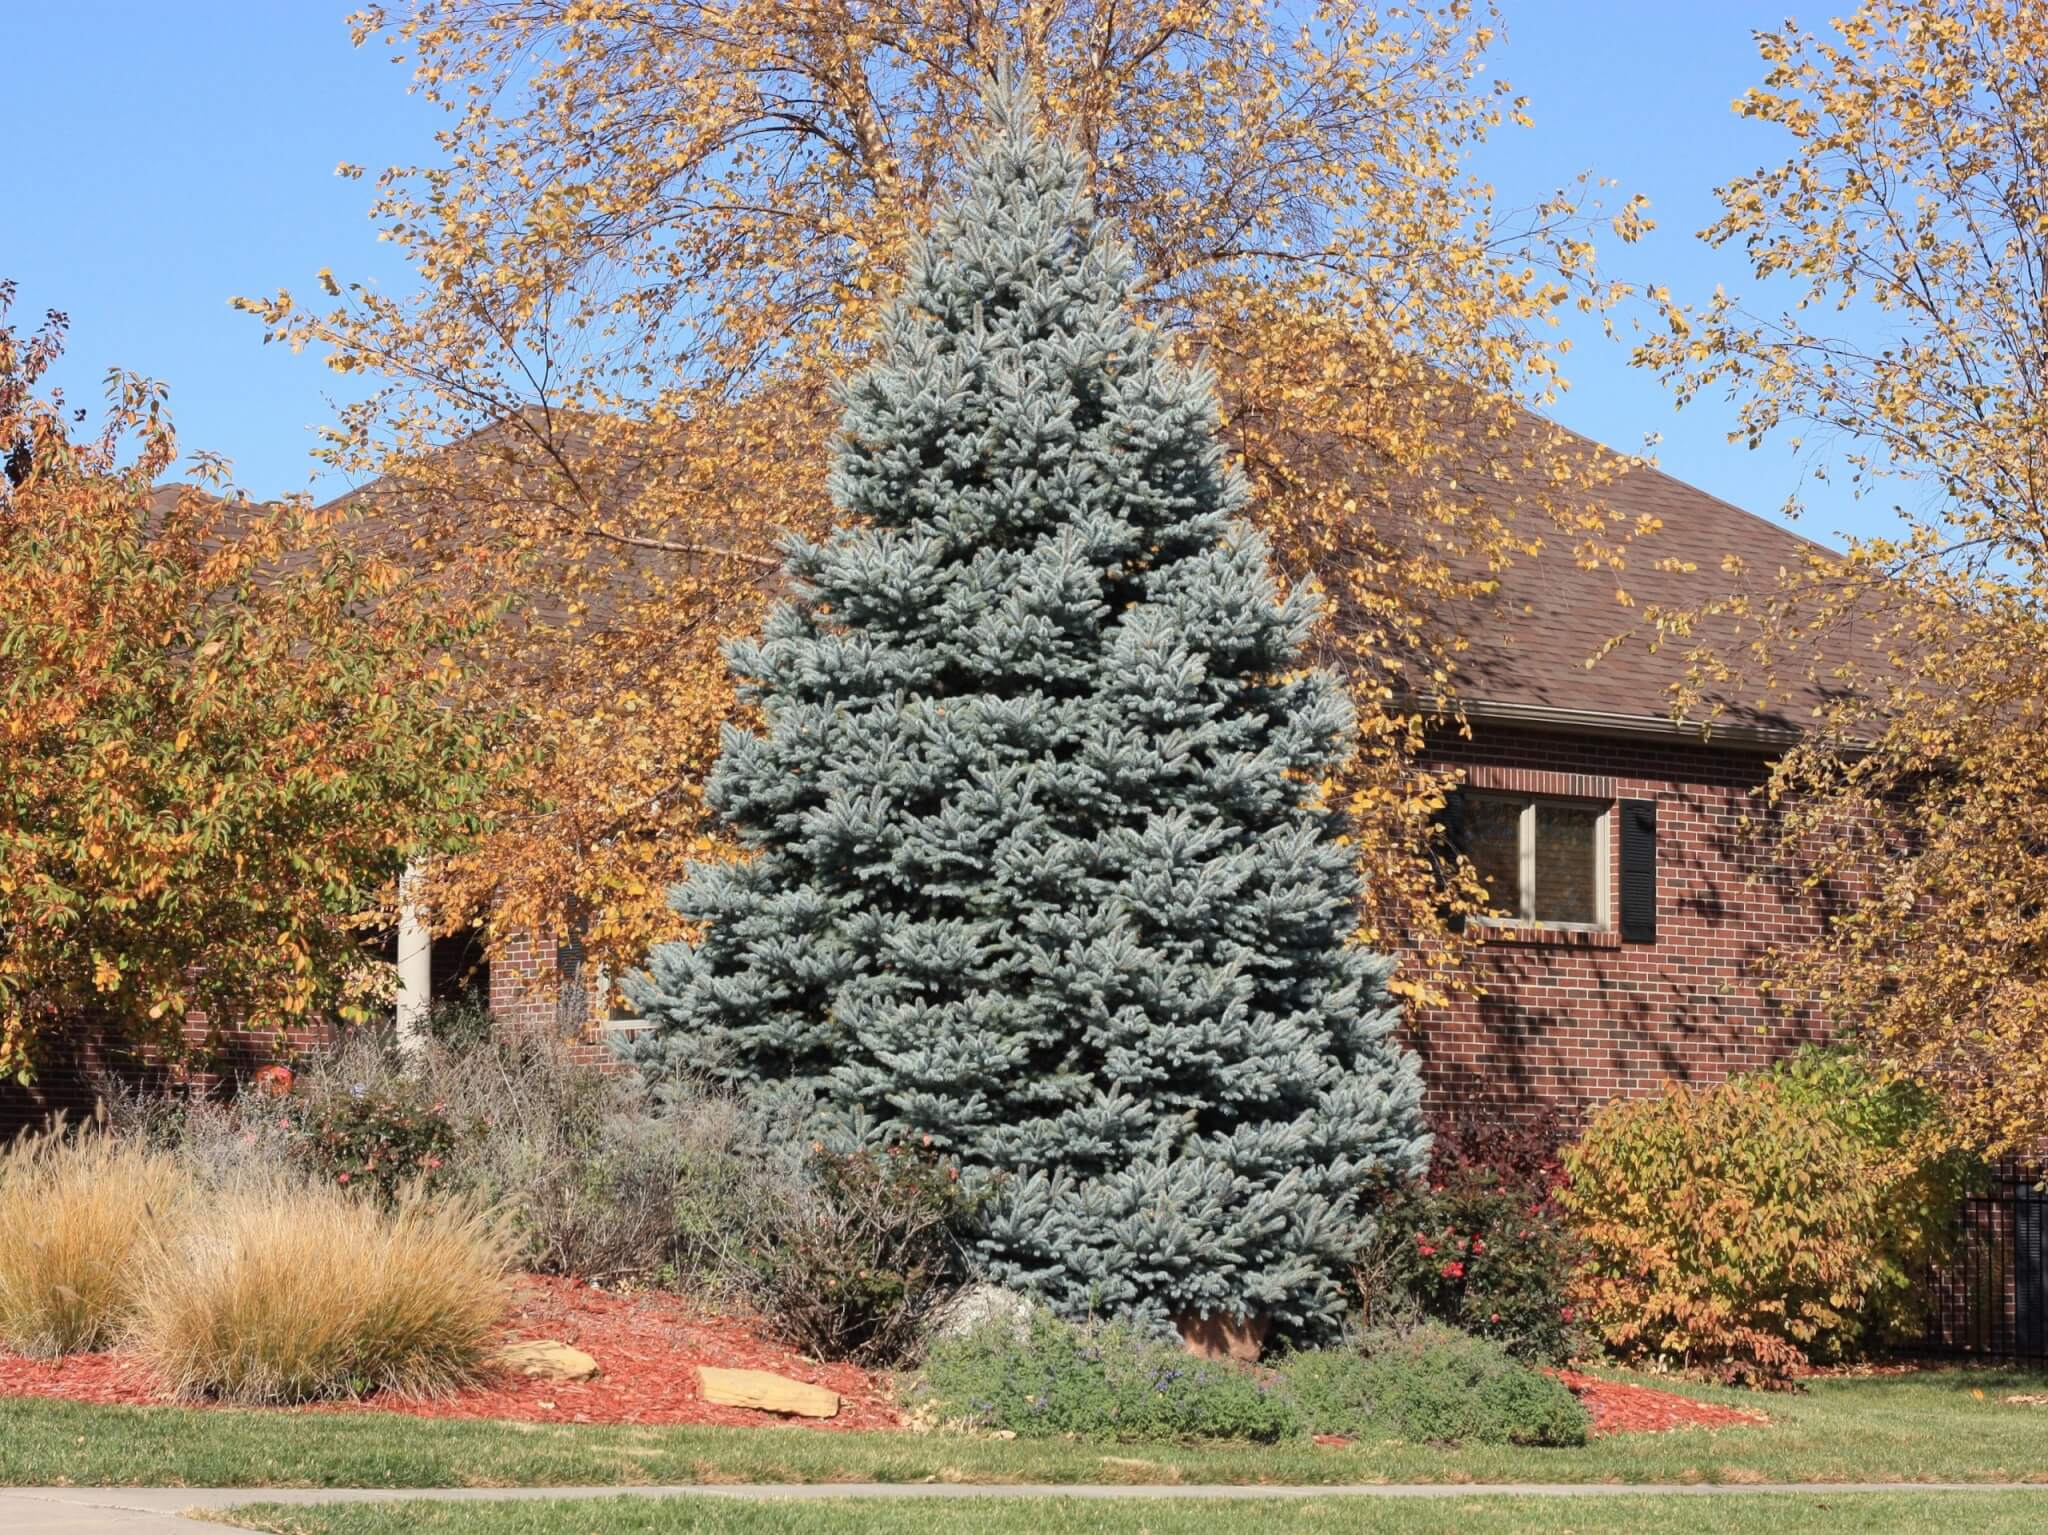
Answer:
[1465, 791, 1613, 933]
[590, 963, 651, 1034]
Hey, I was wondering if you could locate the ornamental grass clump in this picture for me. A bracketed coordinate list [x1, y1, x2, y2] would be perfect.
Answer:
[0, 1125, 189, 1356]
[131, 1175, 514, 1403]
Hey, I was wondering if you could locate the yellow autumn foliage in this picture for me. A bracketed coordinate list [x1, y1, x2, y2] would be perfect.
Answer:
[239, 2, 1655, 1002]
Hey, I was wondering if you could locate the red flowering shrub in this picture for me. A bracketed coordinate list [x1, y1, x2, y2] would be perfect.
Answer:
[1560, 1075, 1895, 1388]
[300, 1087, 458, 1205]
[1360, 1168, 1588, 1364]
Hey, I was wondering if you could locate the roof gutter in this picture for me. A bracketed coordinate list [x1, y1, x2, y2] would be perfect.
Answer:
[1416, 695, 1803, 752]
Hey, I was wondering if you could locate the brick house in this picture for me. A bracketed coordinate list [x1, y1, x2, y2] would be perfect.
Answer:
[0, 443, 1847, 1136]
[467, 450, 1846, 1121]
[1408, 461, 1840, 1121]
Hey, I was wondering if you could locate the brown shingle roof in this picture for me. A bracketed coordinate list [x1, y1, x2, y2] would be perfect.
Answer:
[1438, 456, 1853, 741]
[290, 410, 1862, 743]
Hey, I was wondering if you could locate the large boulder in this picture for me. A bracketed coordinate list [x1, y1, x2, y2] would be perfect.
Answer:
[928, 1283, 1036, 1346]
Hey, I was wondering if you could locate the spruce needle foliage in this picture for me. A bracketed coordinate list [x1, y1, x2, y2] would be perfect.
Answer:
[625, 83, 1428, 1341]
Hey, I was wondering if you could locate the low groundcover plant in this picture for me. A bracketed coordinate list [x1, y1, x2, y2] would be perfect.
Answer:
[909, 1310, 1586, 1447]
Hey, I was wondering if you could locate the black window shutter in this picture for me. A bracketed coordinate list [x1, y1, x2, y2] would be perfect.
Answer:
[1619, 797, 1657, 943]
[1432, 788, 1471, 934]
[2018, 1191, 2046, 1357]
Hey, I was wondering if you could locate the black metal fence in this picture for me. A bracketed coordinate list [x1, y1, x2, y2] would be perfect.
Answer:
[1918, 1162, 2048, 1361]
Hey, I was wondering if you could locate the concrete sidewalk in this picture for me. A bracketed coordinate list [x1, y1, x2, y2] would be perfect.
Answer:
[6, 1482, 2048, 1535]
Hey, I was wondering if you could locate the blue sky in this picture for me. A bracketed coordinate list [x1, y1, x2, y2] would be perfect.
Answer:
[2, 2, 1885, 546]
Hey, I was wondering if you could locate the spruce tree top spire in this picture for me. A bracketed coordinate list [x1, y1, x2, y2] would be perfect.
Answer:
[827, 68, 1236, 558]
[627, 76, 1427, 1343]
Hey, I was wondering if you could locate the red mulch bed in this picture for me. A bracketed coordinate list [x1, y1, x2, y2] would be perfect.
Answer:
[1553, 1368, 1770, 1435]
[0, 1276, 1762, 1440]
[0, 1275, 901, 1431]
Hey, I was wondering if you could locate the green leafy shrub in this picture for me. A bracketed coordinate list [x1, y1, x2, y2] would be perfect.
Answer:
[131, 1174, 513, 1403]
[1562, 1073, 1902, 1387]
[1279, 1324, 1587, 1447]
[1767, 1045, 1977, 1342]
[912, 1311, 1296, 1442]
[0, 1126, 189, 1355]
[300, 1085, 458, 1204]
[1359, 1170, 1587, 1364]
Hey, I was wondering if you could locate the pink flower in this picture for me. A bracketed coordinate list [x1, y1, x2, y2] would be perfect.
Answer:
[1561, 1306, 1575, 1323]
[337, 1172, 351, 1185]
[1470, 1237, 1487, 1255]
[1440, 1260, 1466, 1280]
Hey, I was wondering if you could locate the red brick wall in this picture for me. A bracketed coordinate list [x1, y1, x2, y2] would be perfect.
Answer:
[6, 723, 1843, 1142]
[0, 1014, 332, 1143]
[1408, 723, 1833, 1124]
[488, 928, 624, 1069]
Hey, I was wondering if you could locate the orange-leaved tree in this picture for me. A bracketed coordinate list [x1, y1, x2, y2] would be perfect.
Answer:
[0, 285, 514, 1080]
[241, 1, 1655, 999]
[1635, 0, 2048, 1156]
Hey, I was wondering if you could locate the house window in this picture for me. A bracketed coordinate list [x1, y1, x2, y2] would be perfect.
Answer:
[1465, 794, 1609, 929]
[592, 964, 649, 1033]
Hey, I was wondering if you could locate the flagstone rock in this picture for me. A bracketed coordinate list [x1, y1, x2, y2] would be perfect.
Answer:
[490, 1340, 600, 1381]
[697, 1365, 840, 1418]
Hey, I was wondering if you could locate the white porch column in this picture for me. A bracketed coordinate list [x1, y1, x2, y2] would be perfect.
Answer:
[395, 862, 432, 1052]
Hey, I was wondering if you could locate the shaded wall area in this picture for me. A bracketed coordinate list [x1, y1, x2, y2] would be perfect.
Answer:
[0, 1017, 328, 1144]
[1, 928, 499, 1143]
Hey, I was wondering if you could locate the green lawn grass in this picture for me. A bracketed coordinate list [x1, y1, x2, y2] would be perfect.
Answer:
[213, 1491, 2048, 1535]
[3, 1367, 2044, 1490]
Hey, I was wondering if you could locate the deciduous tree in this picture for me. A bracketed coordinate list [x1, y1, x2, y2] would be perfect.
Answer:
[242, 1, 1651, 998]
[1636, 0, 2048, 1156]
[0, 285, 510, 1079]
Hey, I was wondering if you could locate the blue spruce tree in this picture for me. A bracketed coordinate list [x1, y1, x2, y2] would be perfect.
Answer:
[624, 81, 1428, 1343]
